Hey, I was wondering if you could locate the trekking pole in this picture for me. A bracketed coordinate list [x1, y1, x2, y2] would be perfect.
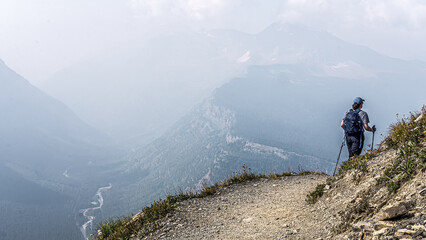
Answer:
[333, 135, 346, 176]
[371, 125, 376, 151]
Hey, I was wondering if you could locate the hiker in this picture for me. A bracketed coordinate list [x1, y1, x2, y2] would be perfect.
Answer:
[341, 97, 376, 158]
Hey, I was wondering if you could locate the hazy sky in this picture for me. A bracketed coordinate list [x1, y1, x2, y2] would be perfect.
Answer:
[1, 0, 426, 85]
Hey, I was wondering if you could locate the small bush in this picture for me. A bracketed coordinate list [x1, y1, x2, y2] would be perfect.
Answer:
[269, 172, 294, 179]
[339, 153, 374, 175]
[225, 165, 264, 185]
[419, 148, 426, 171]
[96, 217, 130, 239]
[299, 170, 321, 176]
[331, 210, 350, 234]
[335, 192, 373, 235]
[306, 184, 326, 204]
[386, 180, 399, 193]
[376, 107, 425, 193]
[143, 199, 175, 223]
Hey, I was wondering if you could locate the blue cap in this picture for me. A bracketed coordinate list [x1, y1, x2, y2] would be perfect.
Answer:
[353, 97, 365, 104]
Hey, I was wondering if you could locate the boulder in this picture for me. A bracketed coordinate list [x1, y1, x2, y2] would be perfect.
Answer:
[376, 203, 408, 220]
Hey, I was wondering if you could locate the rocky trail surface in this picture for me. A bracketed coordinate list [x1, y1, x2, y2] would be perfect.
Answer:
[138, 164, 425, 240]
[141, 175, 341, 240]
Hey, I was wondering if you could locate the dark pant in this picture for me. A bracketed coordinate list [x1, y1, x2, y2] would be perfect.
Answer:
[346, 132, 364, 158]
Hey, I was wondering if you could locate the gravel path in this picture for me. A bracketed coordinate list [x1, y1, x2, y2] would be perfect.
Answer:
[142, 175, 340, 240]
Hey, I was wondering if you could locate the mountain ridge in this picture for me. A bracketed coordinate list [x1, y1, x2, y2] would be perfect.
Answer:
[39, 22, 426, 147]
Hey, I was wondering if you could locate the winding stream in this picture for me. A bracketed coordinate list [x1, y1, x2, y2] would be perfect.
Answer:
[79, 183, 112, 240]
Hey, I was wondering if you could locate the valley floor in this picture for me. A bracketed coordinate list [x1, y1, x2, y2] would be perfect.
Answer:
[141, 175, 341, 240]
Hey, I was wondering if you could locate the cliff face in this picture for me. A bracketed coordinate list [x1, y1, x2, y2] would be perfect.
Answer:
[95, 108, 425, 240]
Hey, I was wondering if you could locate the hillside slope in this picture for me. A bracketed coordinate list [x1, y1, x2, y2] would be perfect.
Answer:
[95, 108, 425, 240]
[0, 59, 122, 240]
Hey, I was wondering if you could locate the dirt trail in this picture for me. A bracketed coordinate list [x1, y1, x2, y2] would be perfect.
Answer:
[142, 175, 341, 240]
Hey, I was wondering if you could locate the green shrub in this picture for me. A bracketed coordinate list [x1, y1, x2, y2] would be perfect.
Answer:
[376, 107, 425, 193]
[338, 153, 373, 175]
[225, 165, 264, 184]
[306, 184, 326, 204]
[96, 217, 130, 239]
[269, 172, 294, 179]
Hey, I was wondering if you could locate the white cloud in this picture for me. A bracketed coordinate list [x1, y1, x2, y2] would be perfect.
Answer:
[359, 0, 426, 29]
[1, 0, 426, 84]
[130, 0, 170, 16]
[278, 0, 426, 30]
[182, 0, 230, 20]
[130, 0, 237, 20]
[274, 0, 426, 61]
